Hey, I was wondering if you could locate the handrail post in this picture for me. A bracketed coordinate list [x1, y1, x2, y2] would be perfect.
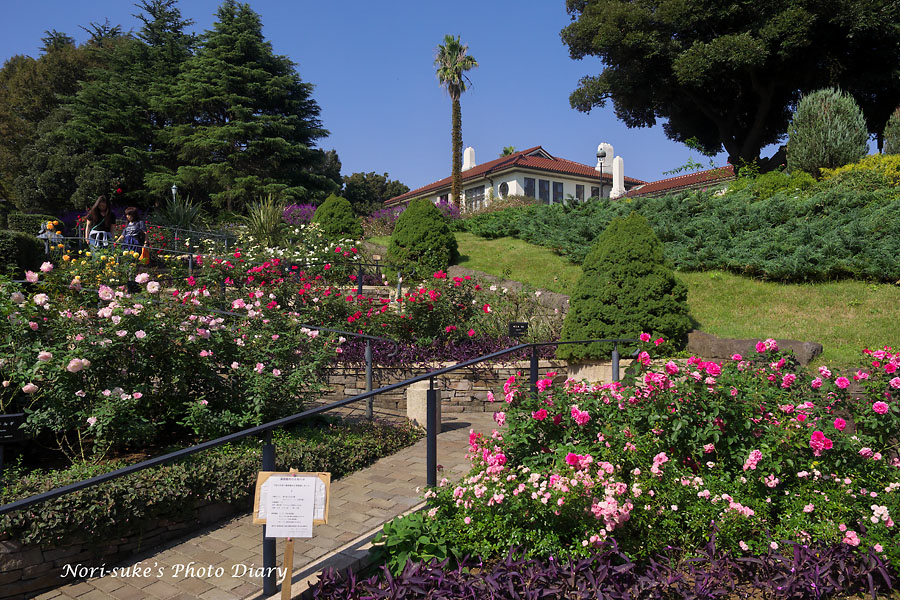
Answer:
[426, 378, 437, 488]
[261, 431, 276, 595]
[357, 263, 364, 296]
[612, 342, 621, 382]
[396, 272, 403, 301]
[188, 253, 193, 277]
[365, 339, 373, 419]
[530, 345, 539, 397]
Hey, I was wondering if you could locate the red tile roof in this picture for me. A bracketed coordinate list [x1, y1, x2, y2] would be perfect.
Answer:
[386, 146, 647, 205]
[624, 165, 735, 198]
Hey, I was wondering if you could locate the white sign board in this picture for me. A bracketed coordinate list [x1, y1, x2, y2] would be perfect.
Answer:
[263, 476, 315, 539]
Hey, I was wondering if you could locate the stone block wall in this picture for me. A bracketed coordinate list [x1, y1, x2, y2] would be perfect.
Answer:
[322, 359, 568, 414]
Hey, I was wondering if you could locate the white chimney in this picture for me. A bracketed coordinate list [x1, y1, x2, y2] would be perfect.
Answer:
[610, 156, 626, 199]
[463, 146, 476, 171]
[595, 143, 613, 172]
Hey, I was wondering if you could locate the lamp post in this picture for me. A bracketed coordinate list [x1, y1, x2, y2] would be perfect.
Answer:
[596, 149, 607, 198]
[171, 183, 178, 203]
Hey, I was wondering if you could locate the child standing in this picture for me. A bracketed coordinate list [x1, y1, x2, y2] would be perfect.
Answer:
[116, 207, 147, 251]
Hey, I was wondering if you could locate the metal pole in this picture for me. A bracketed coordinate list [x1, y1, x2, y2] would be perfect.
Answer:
[612, 343, 620, 381]
[365, 339, 373, 419]
[357, 263, 364, 296]
[530, 345, 539, 397]
[188, 253, 193, 277]
[0, 445, 4, 492]
[396, 272, 403, 301]
[261, 431, 276, 595]
[426, 379, 437, 488]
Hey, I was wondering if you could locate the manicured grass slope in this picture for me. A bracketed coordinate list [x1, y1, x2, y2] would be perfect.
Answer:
[447, 232, 900, 368]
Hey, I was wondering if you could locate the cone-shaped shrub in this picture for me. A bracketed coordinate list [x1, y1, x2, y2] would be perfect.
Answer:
[884, 107, 900, 155]
[557, 212, 692, 361]
[312, 194, 363, 240]
[786, 88, 868, 176]
[387, 199, 459, 276]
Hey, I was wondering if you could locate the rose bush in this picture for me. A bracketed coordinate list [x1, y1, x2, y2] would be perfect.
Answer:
[388, 338, 900, 571]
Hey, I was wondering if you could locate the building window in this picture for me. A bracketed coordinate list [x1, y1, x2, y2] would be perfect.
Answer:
[498, 182, 509, 198]
[539, 179, 550, 204]
[553, 182, 564, 203]
[590, 186, 600, 199]
[465, 185, 485, 211]
[524, 177, 535, 198]
[438, 193, 449, 203]
[576, 184, 584, 202]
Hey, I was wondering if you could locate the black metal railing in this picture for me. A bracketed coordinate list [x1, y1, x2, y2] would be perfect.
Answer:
[0, 337, 638, 594]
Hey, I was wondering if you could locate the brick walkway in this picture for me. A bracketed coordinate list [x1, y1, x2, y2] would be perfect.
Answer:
[35, 412, 496, 600]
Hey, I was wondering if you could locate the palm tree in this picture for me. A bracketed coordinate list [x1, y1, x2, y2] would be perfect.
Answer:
[500, 146, 517, 156]
[435, 34, 478, 207]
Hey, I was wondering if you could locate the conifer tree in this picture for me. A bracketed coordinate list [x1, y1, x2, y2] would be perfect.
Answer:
[163, 0, 331, 213]
[558, 212, 693, 361]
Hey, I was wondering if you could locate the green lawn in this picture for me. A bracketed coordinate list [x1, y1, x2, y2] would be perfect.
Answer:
[369, 232, 898, 368]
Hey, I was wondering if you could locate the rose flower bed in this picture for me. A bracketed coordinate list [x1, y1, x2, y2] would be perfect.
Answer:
[323, 338, 900, 598]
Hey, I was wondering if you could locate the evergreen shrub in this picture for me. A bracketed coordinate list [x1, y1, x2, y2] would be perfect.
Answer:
[884, 107, 900, 155]
[786, 88, 868, 176]
[6, 212, 63, 235]
[312, 194, 363, 240]
[557, 212, 692, 360]
[387, 199, 459, 275]
[820, 153, 900, 187]
[0, 230, 44, 276]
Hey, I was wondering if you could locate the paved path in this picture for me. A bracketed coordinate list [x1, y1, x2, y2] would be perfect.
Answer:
[36, 412, 496, 600]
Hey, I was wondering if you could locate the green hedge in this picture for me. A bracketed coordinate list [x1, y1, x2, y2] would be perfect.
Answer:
[461, 172, 900, 282]
[0, 230, 45, 277]
[0, 419, 421, 547]
[6, 212, 63, 235]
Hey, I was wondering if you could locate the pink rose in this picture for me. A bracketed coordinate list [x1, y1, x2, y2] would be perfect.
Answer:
[86, 416, 97, 427]
[22, 382, 38, 394]
[66, 359, 83, 373]
[135, 272, 150, 284]
[37, 351, 52, 362]
[532, 409, 548, 421]
[833, 418, 846, 431]
[25, 271, 39, 283]
[873, 401, 889, 415]
[40, 261, 53, 273]
[835, 377, 850, 389]
[640, 333, 651, 342]
[147, 281, 161, 294]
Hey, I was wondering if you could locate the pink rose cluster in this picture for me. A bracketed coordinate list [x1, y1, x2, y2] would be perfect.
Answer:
[570, 404, 591, 426]
[809, 431, 833, 457]
[743, 449, 762, 471]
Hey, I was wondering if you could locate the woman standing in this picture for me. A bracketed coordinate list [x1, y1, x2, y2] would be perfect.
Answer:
[85, 195, 115, 247]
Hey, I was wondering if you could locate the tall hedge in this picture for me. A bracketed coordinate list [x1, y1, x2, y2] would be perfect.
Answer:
[786, 88, 868, 176]
[312, 194, 363, 240]
[0, 230, 45, 277]
[884, 107, 900, 155]
[557, 212, 693, 361]
[387, 199, 459, 276]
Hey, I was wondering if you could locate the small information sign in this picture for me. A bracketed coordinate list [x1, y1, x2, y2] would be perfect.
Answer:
[508, 322, 528, 338]
[253, 471, 330, 527]
[0, 413, 25, 443]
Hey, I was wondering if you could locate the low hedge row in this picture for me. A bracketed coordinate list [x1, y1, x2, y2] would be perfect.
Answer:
[0, 230, 44, 277]
[459, 170, 900, 282]
[0, 419, 421, 547]
[6, 212, 63, 236]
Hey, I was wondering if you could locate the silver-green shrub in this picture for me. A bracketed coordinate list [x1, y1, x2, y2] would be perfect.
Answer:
[883, 107, 900, 155]
[786, 88, 868, 176]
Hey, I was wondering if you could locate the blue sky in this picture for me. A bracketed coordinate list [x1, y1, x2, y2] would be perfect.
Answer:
[1, 0, 737, 190]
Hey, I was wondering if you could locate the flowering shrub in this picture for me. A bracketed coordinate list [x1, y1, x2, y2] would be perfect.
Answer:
[282, 203, 316, 225]
[362, 205, 405, 237]
[0, 266, 341, 462]
[393, 338, 900, 571]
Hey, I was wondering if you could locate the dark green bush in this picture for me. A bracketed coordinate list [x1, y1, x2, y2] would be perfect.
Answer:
[786, 88, 868, 176]
[884, 107, 900, 155]
[0, 420, 421, 546]
[0, 230, 45, 276]
[312, 194, 364, 240]
[557, 212, 693, 361]
[6, 212, 64, 235]
[387, 199, 459, 275]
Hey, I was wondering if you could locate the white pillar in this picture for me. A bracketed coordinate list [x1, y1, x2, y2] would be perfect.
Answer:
[610, 156, 626, 199]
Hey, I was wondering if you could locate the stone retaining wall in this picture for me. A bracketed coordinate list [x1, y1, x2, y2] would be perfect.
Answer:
[0, 501, 237, 600]
[322, 359, 568, 413]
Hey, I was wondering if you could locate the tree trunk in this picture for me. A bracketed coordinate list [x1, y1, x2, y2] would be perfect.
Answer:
[451, 97, 462, 207]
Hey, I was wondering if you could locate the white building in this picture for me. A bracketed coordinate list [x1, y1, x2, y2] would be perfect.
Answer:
[385, 145, 646, 210]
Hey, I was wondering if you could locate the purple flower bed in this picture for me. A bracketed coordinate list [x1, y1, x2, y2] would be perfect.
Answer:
[313, 538, 895, 600]
[283, 203, 317, 225]
[333, 336, 558, 367]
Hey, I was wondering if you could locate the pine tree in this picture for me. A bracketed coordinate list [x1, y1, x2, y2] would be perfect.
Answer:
[163, 0, 331, 213]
